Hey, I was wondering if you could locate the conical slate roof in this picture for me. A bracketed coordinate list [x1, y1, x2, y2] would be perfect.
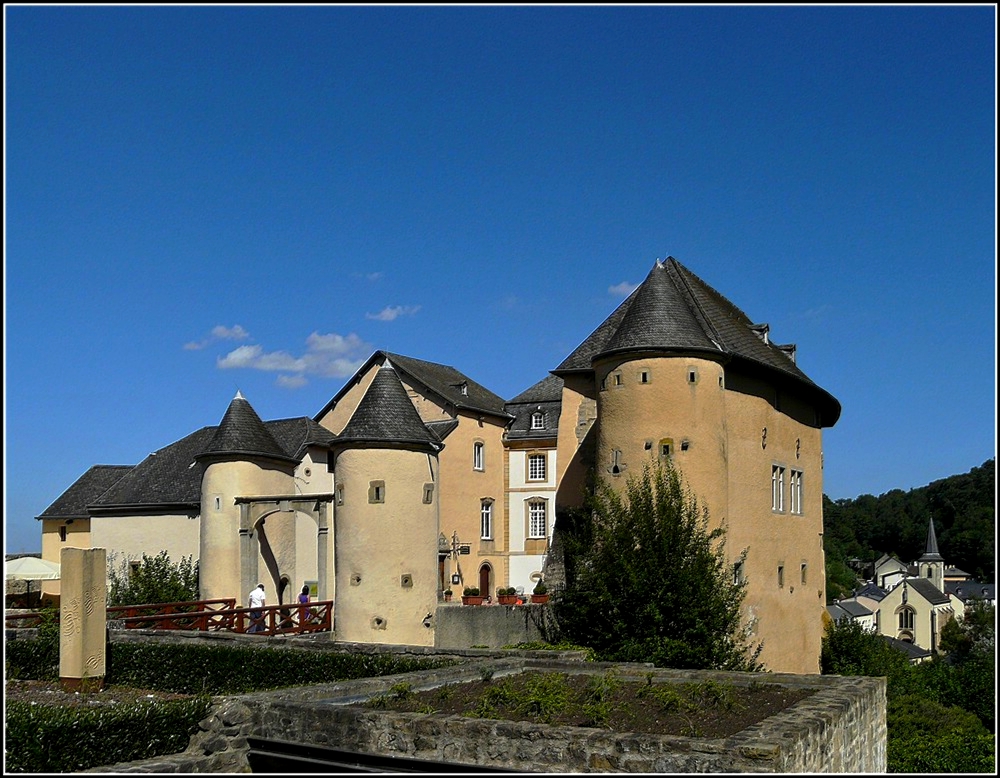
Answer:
[336, 364, 440, 450]
[919, 516, 944, 563]
[197, 391, 297, 463]
[553, 257, 841, 425]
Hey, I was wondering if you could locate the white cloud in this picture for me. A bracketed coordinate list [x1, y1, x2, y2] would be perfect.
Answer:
[609, 281, 638, 297]
[365, 305, 421, 322]
[216, 331, 372, 387]
[184, 324, 251, 350]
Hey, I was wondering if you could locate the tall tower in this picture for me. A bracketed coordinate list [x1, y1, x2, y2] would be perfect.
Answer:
[332, 363, 442, 646]
[552, 258, 841, 674]
[918, 516, 945, 592]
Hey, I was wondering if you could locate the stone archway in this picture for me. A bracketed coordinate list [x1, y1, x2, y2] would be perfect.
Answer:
[235, 494, 335, 605]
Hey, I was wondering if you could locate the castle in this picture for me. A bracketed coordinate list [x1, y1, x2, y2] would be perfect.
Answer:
[37, 257, 841, 673]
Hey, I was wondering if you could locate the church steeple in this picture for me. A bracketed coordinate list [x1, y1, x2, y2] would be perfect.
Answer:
[918, 516, 945, 591]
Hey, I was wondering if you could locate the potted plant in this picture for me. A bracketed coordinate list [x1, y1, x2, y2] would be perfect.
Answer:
[530, 580, 550, 604]
[497, 586, 517, 606]
[443, 588, 453, 602]
[462, 586, 483, 606]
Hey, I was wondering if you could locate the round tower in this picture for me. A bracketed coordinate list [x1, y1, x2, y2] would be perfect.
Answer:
[332, 363, 441, 646]
[196, 391, 297, 601]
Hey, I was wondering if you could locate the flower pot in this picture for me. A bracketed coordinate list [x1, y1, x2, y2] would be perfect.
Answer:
[530, 594, 550, 604]
[497, 595, 517, 605]
[462, 595, 484, 606]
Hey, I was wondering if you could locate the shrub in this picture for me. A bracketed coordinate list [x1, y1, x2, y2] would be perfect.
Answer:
[107, 551, 199, 607]
[463, 587, 480, 597]
[4, 696, 210, 773]
[7, 639, 452, 694]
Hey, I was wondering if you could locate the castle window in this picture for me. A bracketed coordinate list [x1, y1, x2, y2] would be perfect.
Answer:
[639, 370, 650, 384]
[898, 607, 915, 631]
[480, 499, 493, 540]
[790, 469, 803, 514]
[423, 483, 434, 504]
[687, 367, 698, 384]
[659, 438, 673, 459]
[613, 372, 623, 386]
[680, 439, 690, 452]
[610, 449, 624, 476]
[368, 481, 385, 504]
[528, 499, 548, 539]
[733, 560, 744, 585]
[531, 411, 544, 430]
[59, 526, 67, 543]
[771, 465, 786, 512]
[528, 453, 547, 481]
[777, 565, 785, 588]
[800, 563, 808, 584]
[473, 441, 484, 471]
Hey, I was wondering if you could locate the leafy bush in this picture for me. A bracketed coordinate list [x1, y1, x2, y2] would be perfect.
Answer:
[4, 696, 210, 773]
[107, 551, 199, 607]
[462, 587, 480, 597]
[556, 460, 762, 671]
[4, 608, 59, 680]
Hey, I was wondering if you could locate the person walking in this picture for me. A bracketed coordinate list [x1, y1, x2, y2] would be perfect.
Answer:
[297, 584, 312, 625]
[247, 583, 266, 633]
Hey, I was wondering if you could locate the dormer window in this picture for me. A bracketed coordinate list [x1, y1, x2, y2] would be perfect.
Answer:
[530, 411, 544, 430]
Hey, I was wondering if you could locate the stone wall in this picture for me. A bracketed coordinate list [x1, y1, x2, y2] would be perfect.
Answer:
[86, 647, 885, 773]
[433, 602, 555, 649]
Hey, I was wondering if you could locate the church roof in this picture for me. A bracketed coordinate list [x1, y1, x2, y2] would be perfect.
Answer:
[197, 392, 298, 464]
[918, 516, 945, 563]
[335, 364, 441, 450]
[553, 258, 841, 425]
[903, 577, 950, 606]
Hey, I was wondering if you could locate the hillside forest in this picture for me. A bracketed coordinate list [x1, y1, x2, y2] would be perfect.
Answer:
[823, 459, 995, 601]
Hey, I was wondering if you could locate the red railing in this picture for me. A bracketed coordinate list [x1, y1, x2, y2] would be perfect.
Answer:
[5, 598, 333, 636]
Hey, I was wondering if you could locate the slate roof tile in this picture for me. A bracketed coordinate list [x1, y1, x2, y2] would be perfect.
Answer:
[35, 465, 133, 519]
[336, 364, 440, 449]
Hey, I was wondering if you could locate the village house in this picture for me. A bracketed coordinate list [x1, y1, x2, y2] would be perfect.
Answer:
[36, 257, 842, 673]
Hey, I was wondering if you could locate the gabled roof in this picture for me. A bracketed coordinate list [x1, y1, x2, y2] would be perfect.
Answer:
[881, 635, 932, 663]
[945, 581, 996, 602]
[196, 391, 297, 464]
[903, 577, 950, 606]
[45, 396, 336, 516]
[505, 375, 563, 442]
[35, 465, 133, 520]
[836, 599, 873, 618]
[855, 581, 888, 601]
[93, 427, 216, 509]
[552, 258, 841, 426]
[315, 350, 511, 422]
[335, 364, 440, 451]
[507, 374, 564, 405]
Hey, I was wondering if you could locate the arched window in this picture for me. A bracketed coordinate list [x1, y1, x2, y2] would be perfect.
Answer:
[480, 499, 493, 540]
[898, 606, 915, 631]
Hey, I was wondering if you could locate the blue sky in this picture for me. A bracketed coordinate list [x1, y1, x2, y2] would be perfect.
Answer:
[5, 5, 996, 554]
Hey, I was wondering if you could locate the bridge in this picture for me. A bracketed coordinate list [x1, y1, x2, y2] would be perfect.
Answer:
[5, 597, 334, 637]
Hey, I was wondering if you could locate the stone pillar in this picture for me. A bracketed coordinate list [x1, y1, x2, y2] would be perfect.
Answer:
[59, 547, 107, 691]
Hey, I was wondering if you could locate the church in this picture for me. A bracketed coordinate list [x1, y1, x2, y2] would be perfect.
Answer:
[36, 257, 841, 673]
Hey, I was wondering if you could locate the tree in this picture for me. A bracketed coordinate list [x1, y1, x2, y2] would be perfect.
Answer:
[107, 551, 199, 606]
[553, 459, 762, 671]
[820, 618, 913, 696]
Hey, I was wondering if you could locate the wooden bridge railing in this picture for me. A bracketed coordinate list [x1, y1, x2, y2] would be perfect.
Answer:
[5, 598, 333, 637]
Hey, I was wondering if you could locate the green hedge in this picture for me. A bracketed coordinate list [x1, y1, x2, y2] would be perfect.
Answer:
[104, 642, 452, 694]
[6, 638, 452, 693]
[4, 696, 211, 773]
